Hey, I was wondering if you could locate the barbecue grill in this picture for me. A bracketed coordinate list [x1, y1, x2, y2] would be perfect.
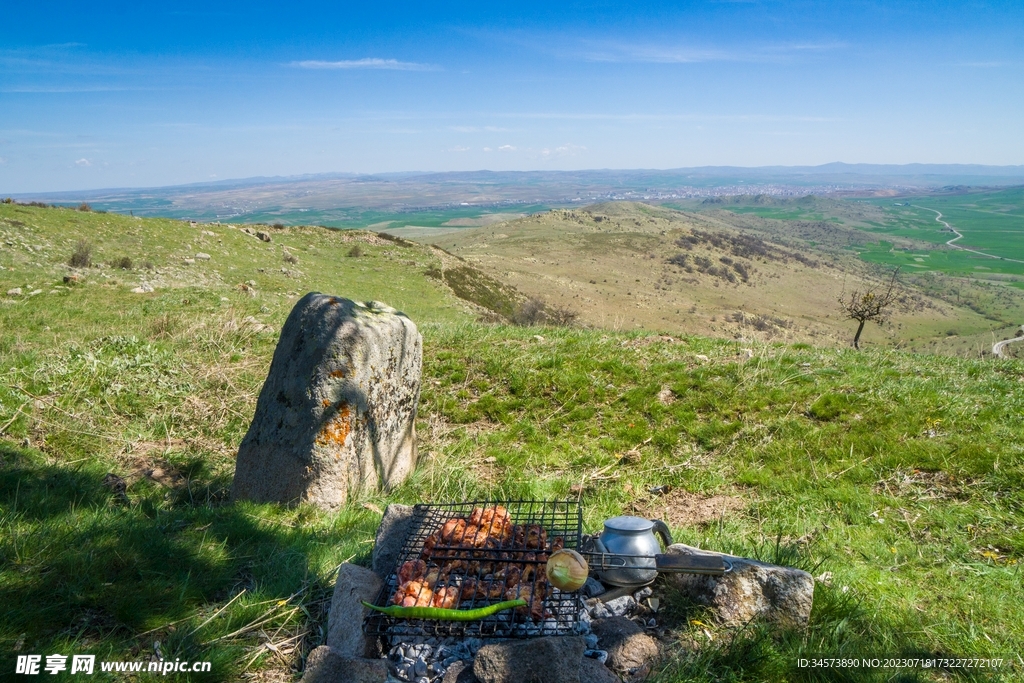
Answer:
[364, 499, 585, 640]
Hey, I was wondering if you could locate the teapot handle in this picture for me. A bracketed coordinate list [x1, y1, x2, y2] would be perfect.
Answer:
[650, 519, 673, 548]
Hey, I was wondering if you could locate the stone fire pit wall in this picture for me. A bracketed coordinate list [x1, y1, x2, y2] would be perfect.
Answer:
[232, 295, 422, 510]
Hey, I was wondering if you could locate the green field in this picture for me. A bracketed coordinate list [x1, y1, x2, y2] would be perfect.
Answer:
[857, 188, 1024, 277]
[2, 204, 1023, 682]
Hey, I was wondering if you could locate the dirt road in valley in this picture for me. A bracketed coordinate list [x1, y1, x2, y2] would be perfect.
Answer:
[993, 332, 1024, 358]
[913, 205, 1024, 264]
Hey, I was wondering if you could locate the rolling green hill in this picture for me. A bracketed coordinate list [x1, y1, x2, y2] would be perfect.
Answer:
[1, 203, 1022, 682]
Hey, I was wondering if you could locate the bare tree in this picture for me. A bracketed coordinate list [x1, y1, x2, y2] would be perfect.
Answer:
[838, 268, 900, 349]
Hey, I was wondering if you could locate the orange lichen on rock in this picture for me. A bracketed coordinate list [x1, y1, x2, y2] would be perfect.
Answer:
[329, 369, 346, 378]
[316, 403, 352, 448]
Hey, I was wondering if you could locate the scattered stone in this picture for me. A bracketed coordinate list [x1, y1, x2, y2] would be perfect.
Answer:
[327, 563, 383, 658]
[6, 287, 22, 296]
[195, 252, 211, 261]
[27, 289, 42, 296]
[257, 231, 272, 242]
[371, 503, 416, 580]
[695, 354, 709, 362]
[232, 295, 422, 509]
[591, 617, 660, 679]
[300, 646, 388, 683]
[473, 636, 585, 683]
[131, 285, 154, 294]
[665, 543, 814, 628]
[63, 275, 81, 285]
[657, 386, 674, 405]
[201, 230, 216, 236]
[183, 258, 195, 265]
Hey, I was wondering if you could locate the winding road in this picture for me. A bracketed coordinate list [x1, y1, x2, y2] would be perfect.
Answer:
[993, 332, 1024, 359]
[908, 206, 1024, 358]
[912, 205, 1024, 265]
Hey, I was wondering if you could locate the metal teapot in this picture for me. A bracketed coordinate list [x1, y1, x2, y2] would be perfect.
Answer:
[588, 516, 674, 587]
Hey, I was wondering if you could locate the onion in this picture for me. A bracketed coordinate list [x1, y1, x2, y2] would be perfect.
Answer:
[545, 549, 589, 591]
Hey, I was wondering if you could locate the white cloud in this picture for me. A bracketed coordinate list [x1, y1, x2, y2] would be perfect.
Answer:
[540, 143, 587, 157]
[75, 158, 91, 166]
[449, 146, 471, 152]
[290, 58, 437, 71]
[498, 144, 516, 152]
[482, 147, 493, 152]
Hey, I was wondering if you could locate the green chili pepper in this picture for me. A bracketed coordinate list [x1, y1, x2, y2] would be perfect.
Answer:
[361, 599, 526, 621]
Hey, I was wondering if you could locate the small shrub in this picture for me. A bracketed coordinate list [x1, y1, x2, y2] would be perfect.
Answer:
[347, 245, 363, 258]
[511, 299, 578, 327]
[512, 298, 547, 326]
[272, 222, 285, 230]
[546, 305, 579, 327]
[68, 240, 93, 268]
[143, 260, 154, 270]
[112, 256, 133, 270]
[77, 202, 92, 212]
[2, 197, 12, 204]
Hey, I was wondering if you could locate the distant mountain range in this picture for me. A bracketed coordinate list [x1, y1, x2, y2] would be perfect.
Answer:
[12, 164, 1024, 225]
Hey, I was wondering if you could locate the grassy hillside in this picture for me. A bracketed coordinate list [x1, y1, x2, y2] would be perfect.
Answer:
[1, 204, 1022, 682]
[414, 201, 1018, 356]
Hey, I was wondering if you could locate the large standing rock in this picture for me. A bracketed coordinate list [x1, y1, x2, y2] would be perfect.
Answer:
[665, 543, 814, 628]
[233, 295, 422, 509]
[327, 563, 383, 658]
[473, 636, 585, 683]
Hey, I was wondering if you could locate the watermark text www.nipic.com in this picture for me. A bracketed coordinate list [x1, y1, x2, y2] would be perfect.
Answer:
[15, 655, 212, 675]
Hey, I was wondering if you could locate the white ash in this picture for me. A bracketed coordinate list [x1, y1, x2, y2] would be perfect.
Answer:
[382, 583, 658, 682]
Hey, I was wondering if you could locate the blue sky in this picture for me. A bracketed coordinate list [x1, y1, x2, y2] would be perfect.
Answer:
[1, 1, 1022, 192]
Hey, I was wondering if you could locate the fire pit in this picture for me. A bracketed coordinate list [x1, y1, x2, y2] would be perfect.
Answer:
[364, 499, 585, 642]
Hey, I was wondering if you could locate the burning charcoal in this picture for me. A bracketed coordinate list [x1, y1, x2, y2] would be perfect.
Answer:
[585, 633, 600, 649]
[585, 649, 609, 665]
[633, 586, 653, 601]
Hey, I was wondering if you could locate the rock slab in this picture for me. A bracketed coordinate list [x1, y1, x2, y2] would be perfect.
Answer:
[232, 294, 422, 509]
[580, 657, 623, 683]
[473, 636, 585, 683]
[371, 503, 416, 580]
[326, 563, 384, 658]
[665, 543, 814, 628]
[301, 646, 388, 683]
[591, 616, 660, 679]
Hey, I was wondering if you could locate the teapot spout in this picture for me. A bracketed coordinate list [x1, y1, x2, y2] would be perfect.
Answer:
[651, 519, 673, 547]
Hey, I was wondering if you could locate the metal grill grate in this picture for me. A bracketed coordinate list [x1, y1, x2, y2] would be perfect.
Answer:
[364, 499, 584, 640]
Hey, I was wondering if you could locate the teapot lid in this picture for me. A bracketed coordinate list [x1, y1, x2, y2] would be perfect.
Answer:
[603, 516, 654, 532]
